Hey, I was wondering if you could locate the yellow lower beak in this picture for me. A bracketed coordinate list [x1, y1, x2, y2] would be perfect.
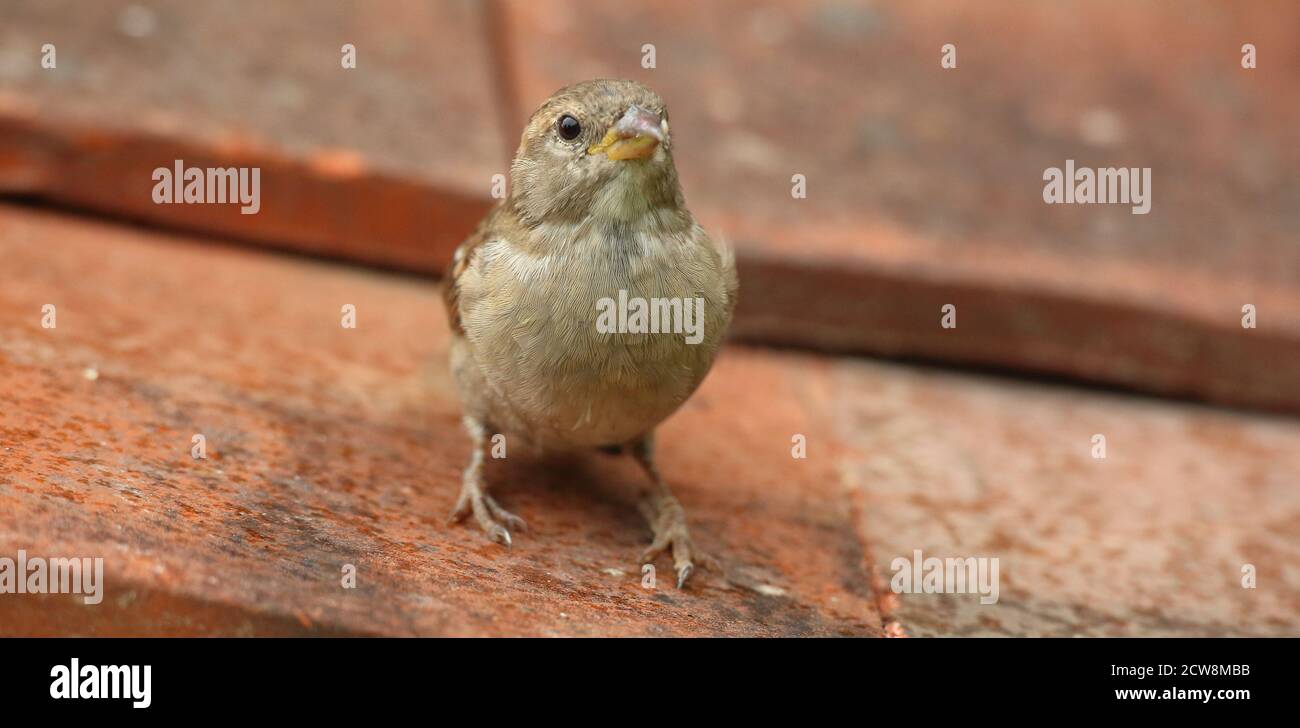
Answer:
[587, 106, 666, 161]
[588, 129, 660, 161]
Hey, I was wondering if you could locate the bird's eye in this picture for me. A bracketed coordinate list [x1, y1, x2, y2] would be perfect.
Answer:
[556, 114, 581, 141]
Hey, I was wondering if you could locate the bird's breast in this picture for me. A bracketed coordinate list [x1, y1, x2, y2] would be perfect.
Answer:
[457, 220, 730, 448]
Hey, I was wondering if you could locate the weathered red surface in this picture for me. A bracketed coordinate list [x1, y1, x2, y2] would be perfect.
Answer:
[0, 110, 491, 273]
[501, 0, 1300, 286]
[2, 205, 1296, 636]
[736, 250, 1300, 415]
[0, 0, 506, 182]
[0, 0, 500, 270]
[0, 3, 1297, 637]
[834, 359, 1300, 636]
[0, 206, 879, 636]
[498, 0, 1300, 412]
[1, 0, 1298, 414]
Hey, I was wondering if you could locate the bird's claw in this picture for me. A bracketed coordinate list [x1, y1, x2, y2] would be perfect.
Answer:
[448, 488, 525, 547]
[489, 524, 512, 547]
[641, 503, 705, 589]
[675, 563, 693, 589]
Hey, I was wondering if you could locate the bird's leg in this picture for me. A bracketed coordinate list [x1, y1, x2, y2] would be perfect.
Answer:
[630, 432, 710, 588]
[448, 416, 525, 546]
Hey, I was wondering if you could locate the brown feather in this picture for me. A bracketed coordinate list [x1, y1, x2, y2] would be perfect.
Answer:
[443, 204, 506, 335]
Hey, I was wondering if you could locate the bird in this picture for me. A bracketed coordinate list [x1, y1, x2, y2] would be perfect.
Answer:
[442, 79, 737, 588]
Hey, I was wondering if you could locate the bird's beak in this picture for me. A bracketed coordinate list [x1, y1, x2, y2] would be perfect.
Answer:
[588, 106, 665, 161]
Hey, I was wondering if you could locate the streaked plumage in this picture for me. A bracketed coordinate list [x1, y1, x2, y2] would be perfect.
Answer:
[443, 80, 736, 587]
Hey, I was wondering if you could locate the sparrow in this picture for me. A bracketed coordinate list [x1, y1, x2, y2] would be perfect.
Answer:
[442, 79, 737, 588]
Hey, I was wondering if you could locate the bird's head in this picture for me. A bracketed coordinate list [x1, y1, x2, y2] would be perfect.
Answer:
[508, 79, 684, 227]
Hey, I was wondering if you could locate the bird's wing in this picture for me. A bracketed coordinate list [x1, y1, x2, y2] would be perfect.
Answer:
[705, 228, 739, 322]
[720, 237, 739, 322]
[443, 205, 504, 335]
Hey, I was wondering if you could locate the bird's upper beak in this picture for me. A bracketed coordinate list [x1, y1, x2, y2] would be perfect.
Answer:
[588, 106, 665, 161]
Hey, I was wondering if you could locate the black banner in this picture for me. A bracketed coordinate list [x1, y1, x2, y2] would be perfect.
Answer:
[0, 637, 1284, 715]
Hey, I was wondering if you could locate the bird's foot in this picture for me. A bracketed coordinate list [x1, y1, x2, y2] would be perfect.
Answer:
[640, 497, 713, 589]
[448, 484, 526, 547]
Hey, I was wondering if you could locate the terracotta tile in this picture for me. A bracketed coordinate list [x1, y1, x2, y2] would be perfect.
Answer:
[0, 0, 504, 269]
[500, 0, 1300, 286]
[2, 0, 1298, 418]
[0, 0, 505, 183]
[830, 357, 1300, 636]
[499, 0, 1300, 411]
[3, 204, 1297, 635]
[0, 205, 879, 636]
[735, 250, 1300, 415]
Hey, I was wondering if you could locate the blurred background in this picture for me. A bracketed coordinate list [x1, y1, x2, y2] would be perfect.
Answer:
[3, 0, 1299, 409]
[0, 1, 1296, 636]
